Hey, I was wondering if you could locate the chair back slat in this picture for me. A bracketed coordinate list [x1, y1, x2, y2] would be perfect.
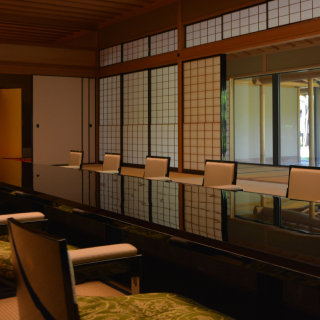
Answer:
[102, 154, 121, 172]
[203, 160, 237, 187]
[69, 151, 83, 169]
[144, 156, 170, 179]
[287, 166, 320, 201]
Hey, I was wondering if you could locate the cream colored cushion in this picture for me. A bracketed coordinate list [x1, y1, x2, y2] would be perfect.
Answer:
[0, 212, 45, 224]
[203, 162, 235, 187]
[69, 243, 138, 265]
[144, 158, 169, 179]
[102, 154, 121, 172]
[75, 281, 126, 297]
[288, 167, 320, 201]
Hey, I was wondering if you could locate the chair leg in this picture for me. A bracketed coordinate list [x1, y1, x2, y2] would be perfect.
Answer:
[131, 276, 140, 294]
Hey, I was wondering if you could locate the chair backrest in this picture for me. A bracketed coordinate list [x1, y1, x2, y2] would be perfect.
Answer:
[144, 156, 170, 179]
[287, 166, 320, 201]
[102, 153, 121, 172]
[203, 160, 237, 187]
[7, 218, 80, 320]
[69, 150, 83, 169]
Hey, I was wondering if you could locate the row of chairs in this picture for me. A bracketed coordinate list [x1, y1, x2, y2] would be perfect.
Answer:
[63, 150, 240, 188]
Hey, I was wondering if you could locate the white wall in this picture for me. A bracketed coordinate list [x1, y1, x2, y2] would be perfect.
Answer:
[33, 75, 95, 165]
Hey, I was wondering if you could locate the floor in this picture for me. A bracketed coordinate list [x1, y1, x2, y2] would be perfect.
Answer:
[82, 163, 289, 197]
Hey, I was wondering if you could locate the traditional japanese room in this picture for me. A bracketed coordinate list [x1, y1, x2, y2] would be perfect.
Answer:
[1, 0, 320, 319]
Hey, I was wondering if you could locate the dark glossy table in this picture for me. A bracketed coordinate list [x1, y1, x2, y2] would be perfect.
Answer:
[0, 158, 319, 279]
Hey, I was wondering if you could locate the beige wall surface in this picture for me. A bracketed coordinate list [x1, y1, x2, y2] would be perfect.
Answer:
[98, 2, 177, 48]
[0, 89, 22, 159]
[0, 44, 96, 68]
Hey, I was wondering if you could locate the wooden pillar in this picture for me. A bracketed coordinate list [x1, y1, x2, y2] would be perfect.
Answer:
[297, 88, 301, 164]
[260, 85, 265, 164]
[309, 78, 315, 166]
[177, 0, 183, 172]
[229, 78, 234, 161]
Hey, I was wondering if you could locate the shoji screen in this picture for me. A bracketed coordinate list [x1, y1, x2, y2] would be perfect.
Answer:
[184, 185, 223, 240]
[123, 71, 148, 165]
[99, 75, 121, 161]
[183, 56, 224, 171]
[151, 65, 178, 168]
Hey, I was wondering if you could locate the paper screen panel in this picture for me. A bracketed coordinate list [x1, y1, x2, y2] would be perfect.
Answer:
[100, 44, 121, 67]
[123, 71, 148, 165]
[150, 65, 178, 168]
[123, 37, 148, 62]
[223, 4, 266, 39]
[183, 56, 221, 171]
[268, 0, 320, 28]
[184, 185, 222, 240]
[99, 76, 121, 161]
[186, 17, 222, 48]
[150, 29, 178, 56]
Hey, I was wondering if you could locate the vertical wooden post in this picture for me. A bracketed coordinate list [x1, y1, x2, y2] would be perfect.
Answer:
[260, 195, 266, 207]
[309, 201, 315, 218]
[229, 78, 234, 161]
[309, 78, 315, 166]
[297, 88, 301, 164]
[177, 0, 184, 172]
[260, 84, 265, 164]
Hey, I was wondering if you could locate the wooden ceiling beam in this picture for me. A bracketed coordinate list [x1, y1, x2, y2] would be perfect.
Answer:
[0, 1, 124, 18]
[0, 25, 74, 35]
[0, 13, 97, 30]
[16, 0, 132, 14]
[0, 6, 115, 21]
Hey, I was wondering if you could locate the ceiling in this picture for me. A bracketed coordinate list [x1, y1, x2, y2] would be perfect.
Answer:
[0, 0, 166, 45]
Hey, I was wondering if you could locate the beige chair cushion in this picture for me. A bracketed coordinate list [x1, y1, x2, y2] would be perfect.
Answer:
[288, 167, 320, 201]
[75, 281, 126, 297]
[102, 154, 121, 172]
[203, 162, 235, 187]
[144, 158, 169, 179]
[69, 243, 138, 265]
[0, 212, 45, 224]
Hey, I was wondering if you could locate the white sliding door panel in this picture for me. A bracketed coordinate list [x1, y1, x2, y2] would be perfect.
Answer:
[33, 75, 82, 165]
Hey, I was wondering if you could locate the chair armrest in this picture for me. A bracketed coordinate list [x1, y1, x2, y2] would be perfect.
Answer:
[69, 243, 138, 265]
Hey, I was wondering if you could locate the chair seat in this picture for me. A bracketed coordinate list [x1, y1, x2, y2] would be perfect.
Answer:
[77, 292, 233, 320]
[0, 287, 233, 320]
[96, 170, 119, 174]
[207, 185, 243, 191]
[60, 165, 81, 169]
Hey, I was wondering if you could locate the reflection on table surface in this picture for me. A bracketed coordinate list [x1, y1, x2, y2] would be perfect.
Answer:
[1, 159, 320, 274]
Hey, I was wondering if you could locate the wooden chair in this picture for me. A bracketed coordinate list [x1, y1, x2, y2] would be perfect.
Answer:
[0, 218, 233, 320]
[203, 160, 241, 190]
[0, 214, 141, 295]
[60, 150, 84, 169]
[287, 165, 320, 201]
[143, 156, 170, 181]
[97, 153, 121, 174]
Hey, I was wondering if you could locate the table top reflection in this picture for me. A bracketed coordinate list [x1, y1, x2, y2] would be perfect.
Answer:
[0, 159, 320, 278]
